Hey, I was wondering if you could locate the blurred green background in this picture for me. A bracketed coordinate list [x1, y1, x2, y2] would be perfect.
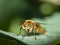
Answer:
[0, 0, 60, 45]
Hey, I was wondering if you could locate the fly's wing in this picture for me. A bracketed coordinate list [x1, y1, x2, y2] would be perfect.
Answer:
[35, 22, 53, 25]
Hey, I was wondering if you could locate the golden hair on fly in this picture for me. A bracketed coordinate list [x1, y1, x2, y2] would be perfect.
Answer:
[18, 20, 52, 40]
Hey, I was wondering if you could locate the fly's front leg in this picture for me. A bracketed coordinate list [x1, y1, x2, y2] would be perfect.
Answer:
[21, 30, 28, 40]
[21, 35, 25, 40]
[17, 26, 22, 35]
[19, 26, 22, 35]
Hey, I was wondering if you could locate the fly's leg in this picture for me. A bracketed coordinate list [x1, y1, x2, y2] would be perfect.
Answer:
[19, 26, 22, 35]
[21, 32, 28, 40]
[17, 26, 22, 35]
[33, 24, 37, 40]
[21, 35, 25, 40]
[33, 26, 36, 40]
